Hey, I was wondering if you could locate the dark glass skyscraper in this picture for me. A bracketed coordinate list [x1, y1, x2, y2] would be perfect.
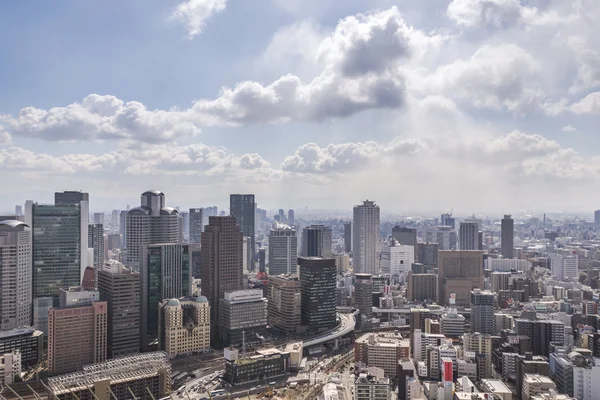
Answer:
[501, 215, 514, 259]
[230, 194, 255, 258]
[299, 257, 336, 332]
[189, 208, 204, 244]
[54, 191, 89, 205]
[344, 222, 352, 253]
[301, 225, 332, 258]
[139, 243, 191, 347]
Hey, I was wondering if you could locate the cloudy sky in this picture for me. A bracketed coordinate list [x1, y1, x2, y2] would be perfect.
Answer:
[1, 0, 599, 215]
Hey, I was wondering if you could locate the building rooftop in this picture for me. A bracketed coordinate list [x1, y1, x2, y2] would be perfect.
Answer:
[0, 328, 40, 340]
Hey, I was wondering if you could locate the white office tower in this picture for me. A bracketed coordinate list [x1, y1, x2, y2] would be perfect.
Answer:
[551, 253, 578, 281]
[422, 226, 457, 250]
[0, 221, 32, 330]
[125, 191, 180, 269]
[380, 238, 414, 284]
[268, 225, 297, 275]
[353, 200, 381, 274]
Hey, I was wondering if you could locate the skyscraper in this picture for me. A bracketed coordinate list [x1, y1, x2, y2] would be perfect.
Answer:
[189, 208, 204, 243]
[407, 271, 437, 302]
[354, 274, 373, 322]
[267, 275, 302, 334]
[459, 221, 479, 250]
[422, 226, 457, 250]
[48, 301, 107, 375]
[352, 200, 380, 274]
[268, 225, 298, 275]
[501, 215, 514, 259]
[299, 257, 337, 332]
[98, 262, 140, 358]
[392, 226, 417, 256]
[230, 194, 255, 259]
[0, 220, 32, 330]
[54, 191, 89, 205]
[287, 209, 295, 225]
[438, 250, 484, 307]
[344, 222, 352, 253]
[25, 198, 89, 303]
[470, 289, 494, 335]
[88, 223, 104, 273]
[125, 190, 180, 269]
[93, 213, 105, 226]
[301, 225, 332, 258]
[200, 216, 243, 326]
[139, 244, 191, 346]
[441, 213, 455, 229]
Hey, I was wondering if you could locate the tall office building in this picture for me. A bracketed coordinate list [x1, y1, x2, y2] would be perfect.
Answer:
[352, 200, 380, 274]
[392, 226, 417, 256]
[422, 226, 457, 251]
[189, 208, 203, 243]
[491, 272, 511, 292]
[463, 332, 493, 379]
[93, 213, 104, 226]
[344, 222, 352, 253]
[287, 210, 295, 225]
[380, 238, 414, 283]
[230, 194, 255, 259]
[407, 271, 437, 302]
[200, 216, 243, 325]
[299, 257, 337, 332]
[219, 290, 268, 347]
[354, 274, 373, 322]
[159, 297, 210, 358]
[139, 244, 191, 346]
[438, 250, 484, 307]
[54, 191, 89, 205]
[98, 262, 140, 358]
[48, 302, 107, 375]
[0, 220, 32, 330]
[459, 222, 479, 250]
[595, 210, 600, 231]
[441, 213, 455, 229]
[111, 210, 119, 232]
[25, 197, 88, 303]
[301, 225, 332, 258]
[416, 242, 438, 266]
[119, 210, 127, 247]
[125, 190, 180, 269]
[88, 223, 104, 273]
[268, 225, 297, 275]
[501, 215, 514, 259]
[14, 205, 22, 217]
[267, 275, 302, 334]
[551, 253, 579, 281]
[470, 289, 494, 335]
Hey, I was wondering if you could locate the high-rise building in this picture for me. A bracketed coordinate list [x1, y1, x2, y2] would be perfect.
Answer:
[491, 272, 511, 292]
[25, 198, 89, 303]
[287, 210, 295, 225]
[391, 226, 417, 256]
[48, 302, 107, 375]
[301, 225, 332, 258]
[159, 297, 210, 358]
[354, 274, 373, 322]
[119, 210, 127, 247]
[299, 257, 337, 332]
[54, 191, 89, 205]
[470, 289, 494, 335]
[441, 213, 455, 229]
[406, 271, 437, 302]
[125, 190, 180, 269]
[416, 242, 438, 266]
[88, 223, 104, 274]
[354, 332, 410, 378]
[268, 225, 298, 275]
[139, 244, 191, 346]
[344, 222, 352, 253]
[459, 221, 479, 250]
[595, 210, 600, 231]
[219, 289, 267, 347]
[111, 210, 119, 232]
[93, 213, 104, 226]
[14, 205, 22, 217]
[98, 261, 140, 358]
[501, 215, 514, 259]
[200, 216, 243, 327]
[353, 200, 380, 274]
[438, 250, 484, 306]
[462, 332, 493, 379]
[59, 287, 99, 308]
[267, 275, 302, 334]
[551, 253, 579, 281]
[230, 194, 255, 259]
[0, 220, 32, 330]
[422, 226, 457, 250]
[380, 238, 414, 284]
[47, 352, 172, 400]
[515, 319, 564, 357]
[189, 208, 203, 244]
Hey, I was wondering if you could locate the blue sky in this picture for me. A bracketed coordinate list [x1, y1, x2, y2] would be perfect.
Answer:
[1, 0, 599, 214]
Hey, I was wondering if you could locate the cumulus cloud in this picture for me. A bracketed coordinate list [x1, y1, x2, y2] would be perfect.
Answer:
[170, 0, 227, 39]
[447, 0, 537, 28]
[0, 94, 200, 144]
[428, 44, 544, 113]
[570, 92, 600, 115]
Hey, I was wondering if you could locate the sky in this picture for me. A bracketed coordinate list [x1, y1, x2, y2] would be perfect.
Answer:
[1, 0, 599, 215]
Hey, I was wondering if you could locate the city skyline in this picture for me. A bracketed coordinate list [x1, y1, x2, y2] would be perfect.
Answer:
[1, 1, 599, 212]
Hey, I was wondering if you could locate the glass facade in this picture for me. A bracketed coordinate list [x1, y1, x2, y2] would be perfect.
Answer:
[230, 194, 255, 257]
[32, 204, 82, 302]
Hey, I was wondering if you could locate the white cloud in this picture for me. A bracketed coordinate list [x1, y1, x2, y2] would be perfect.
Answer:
[170, 0, 227, 39]
[562, 125, 577, 132]
[569, 92, 600, 115]
[447, 0, 537, 28]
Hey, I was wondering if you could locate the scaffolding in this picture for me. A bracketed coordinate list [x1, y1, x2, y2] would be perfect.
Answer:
[47, 352, 172, 398]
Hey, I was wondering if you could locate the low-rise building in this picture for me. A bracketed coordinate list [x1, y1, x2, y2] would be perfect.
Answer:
[480, 379, 513, 400]
[522, 374, 556, 400]
[1, 351, 21, 384]
[0, 328, 43, 368]
[355, 373, 391, 400]
[355, 332, 409, 378]
[223, 347, 291, 386]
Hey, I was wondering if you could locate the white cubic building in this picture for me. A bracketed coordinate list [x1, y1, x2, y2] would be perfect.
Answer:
[380, 238, 414, 284]
[268, 225, 297, 275]
[551, 254, 578, 281]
